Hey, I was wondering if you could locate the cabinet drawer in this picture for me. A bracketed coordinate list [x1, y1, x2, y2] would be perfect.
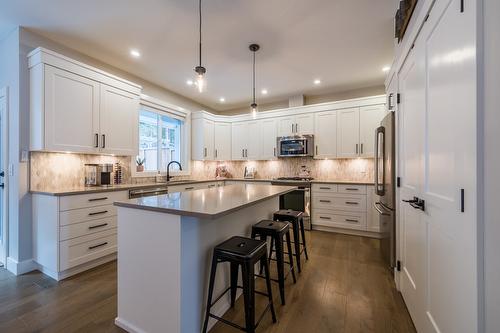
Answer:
[337, 184, 366, 194]
[312, 183, 338, 194]
[59, 191, 128, 211]
[59, 229, 117, 271]
[313, 194, 367, 212]
[60, 217, 117, 241]
[59, 205, 117, 226]
[312, 210, 367, 230]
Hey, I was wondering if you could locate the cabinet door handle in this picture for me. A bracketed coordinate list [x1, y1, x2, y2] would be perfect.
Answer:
[319, 187, 331, 190]
[291, 124, 294, 133]
[242, 149, 244, 158]
[215, 149, 218, 158]
[355, 143, 358, 154]
[88, 223, 109, 230]
[360, 143, 364, 154]
[95, 133, 99, 148]
[88, 242, 108, 250]
[345, 201, 359, 205]
[319, 199, 331, 203]
[88, 210, 109, 216]
[273, 147, 276, 157]
[315, 145, 318, 155]
[184, 186, 194, 190]
[208, 184, 215, 188]
[345, 219, 359, 223]
[319, 216, 331, 220]
[101, 134, 106, 149]
[345, 188, 359, 191]
[88, 197, 108, 202]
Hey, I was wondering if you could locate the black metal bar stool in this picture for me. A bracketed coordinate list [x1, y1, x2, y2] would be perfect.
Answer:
[273, 209, 309, 273]
[202, 236, 277, 333]
[251, 220, 296, 305]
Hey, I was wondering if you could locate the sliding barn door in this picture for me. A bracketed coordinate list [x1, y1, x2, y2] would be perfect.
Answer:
[398, 0, 478, 332]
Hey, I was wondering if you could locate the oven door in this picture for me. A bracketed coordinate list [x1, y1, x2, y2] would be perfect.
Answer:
[278, 137, 310, 157]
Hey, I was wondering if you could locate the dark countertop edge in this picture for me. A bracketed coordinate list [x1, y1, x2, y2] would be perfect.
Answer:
[30, 178, 373, 196]
[113, 186, 296, 220]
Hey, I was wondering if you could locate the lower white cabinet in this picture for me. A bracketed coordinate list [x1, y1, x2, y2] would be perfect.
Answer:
[311, 183, 380, 234]
[32, 190, 128, 280]
[167, 181, 223, 193]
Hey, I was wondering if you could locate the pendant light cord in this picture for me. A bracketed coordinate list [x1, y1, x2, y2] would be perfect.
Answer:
[198, 0, 202, 67]
[252, 50, 256, 104]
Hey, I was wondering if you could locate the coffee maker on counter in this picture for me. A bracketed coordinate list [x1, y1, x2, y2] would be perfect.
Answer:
[85, 164, 114, 186]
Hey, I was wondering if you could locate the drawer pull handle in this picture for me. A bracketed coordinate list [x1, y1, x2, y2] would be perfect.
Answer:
[319, 187, 331, 190]
[88, 223, 109, 230]
[319, 200, 331, 203]
[208, 184, 215, 188]
[88, 197, 108, 202]
[345, 201, 359, 205]
[88, 242, 108, 250]
[345, 219, 359, 223]
[184, 187, 195, 190]
[345, 188, 359, 191]
[88, 210, 109, 216]
[319, 216, 331, 220]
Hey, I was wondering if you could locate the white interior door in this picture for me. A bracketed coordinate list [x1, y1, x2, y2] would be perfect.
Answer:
[0, 87, 7, 266]
[421, 0, 477, 331]
[398, 44, 429, 332]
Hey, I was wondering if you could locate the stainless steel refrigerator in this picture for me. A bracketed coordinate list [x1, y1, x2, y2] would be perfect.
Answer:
[374, 112, 396, 270]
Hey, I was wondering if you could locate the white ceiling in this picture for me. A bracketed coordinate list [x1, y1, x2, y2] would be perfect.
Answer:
[0, 0, 394, 111]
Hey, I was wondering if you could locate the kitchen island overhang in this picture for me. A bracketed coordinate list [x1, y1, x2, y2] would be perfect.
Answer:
[113, 184, 296, 333]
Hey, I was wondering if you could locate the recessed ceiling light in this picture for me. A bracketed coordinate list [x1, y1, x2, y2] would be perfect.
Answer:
[130, 49, 141, 58]
[219, 97, 225, 103]
[261, 89, 268, 95]
[382, 66, 391, 72]
[186, 79, 194, 86]
[314, 79, 321, 85]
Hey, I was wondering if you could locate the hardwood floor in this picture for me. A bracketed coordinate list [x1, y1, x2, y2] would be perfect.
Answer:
[0, 232, 415, 333]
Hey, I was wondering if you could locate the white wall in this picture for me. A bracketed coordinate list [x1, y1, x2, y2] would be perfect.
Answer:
[483, 0, 500, 331]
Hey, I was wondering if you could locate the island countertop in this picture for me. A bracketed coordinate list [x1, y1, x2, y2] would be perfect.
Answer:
[113, 183, 296, 219]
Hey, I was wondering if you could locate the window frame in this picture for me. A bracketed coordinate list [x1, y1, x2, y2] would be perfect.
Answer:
[132, 96, 191, 178]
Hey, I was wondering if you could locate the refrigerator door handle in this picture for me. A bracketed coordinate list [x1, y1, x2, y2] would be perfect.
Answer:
[374, 126, 385, 196]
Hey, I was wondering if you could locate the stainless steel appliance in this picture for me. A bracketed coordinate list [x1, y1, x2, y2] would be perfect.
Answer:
[277, 135, 314, 157]
[374, 112, 396, 269]
[129, 187, 169, 199]
[271, 177, 312, 230]
[85, 164, 113, 186]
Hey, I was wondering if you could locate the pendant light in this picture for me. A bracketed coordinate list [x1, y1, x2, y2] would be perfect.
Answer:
[249, 44, 260, 116]
[194, 0, 206, 93]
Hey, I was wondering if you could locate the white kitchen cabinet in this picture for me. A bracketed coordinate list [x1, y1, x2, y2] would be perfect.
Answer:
[314, 110, 337, 158]
[99, 84, 139, 156]
[336, 108, 360, 158]
[231, 121, 261, 160]
[29, 48, 141, 156]
[260, 118, 278, 159]
[192, 118, 215, 160]
[277, 114, 314, 136]
[34, 65, 100, 153]
[214, 122, 231, 160]
[359, 105, 386, 157]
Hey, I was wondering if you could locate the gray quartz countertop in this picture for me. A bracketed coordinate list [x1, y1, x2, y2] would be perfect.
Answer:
[114, 183, 296, 219]
[30, 178, 373, 196]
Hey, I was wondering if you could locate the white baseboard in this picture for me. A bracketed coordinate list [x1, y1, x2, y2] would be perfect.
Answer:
[312, 225, 383, 239]
[36, 253, 117, 281]
[6, 257, 37, 275]
[115, 317, 146, 333]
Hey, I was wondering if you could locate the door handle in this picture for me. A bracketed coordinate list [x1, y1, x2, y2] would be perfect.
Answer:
[374, 202, 390, 216]
[101, 134, 106, 149]
[315, 145, 318, 155]
[0, 183, 4, 189]
[360, 143, 364, 154]
[95, 133, 99, 148]
[403, 197, 425, 211]
[355, 144, 358, 154]
[0, 171, 4, 177]
[273, 147, 276, 157]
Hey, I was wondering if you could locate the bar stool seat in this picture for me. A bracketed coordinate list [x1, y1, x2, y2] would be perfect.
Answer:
[251, 220, 296, 305]
[202, 236, 277, 333]
[273, 209, 309, 273]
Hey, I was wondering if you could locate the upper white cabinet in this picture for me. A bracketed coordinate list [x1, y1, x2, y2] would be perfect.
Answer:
[337, 108, 360, 158]
[214, 122, 231, 161]
[314, 110, 337, 158]
[29, 48, 141, 156]
[192, 118, 215, 160]
[336, 106, 386, 158]
[359, 105, 386, 157]
[277, 113, 314, 136]
[260, 118, 278, 160]
[231, 121, 261, 160]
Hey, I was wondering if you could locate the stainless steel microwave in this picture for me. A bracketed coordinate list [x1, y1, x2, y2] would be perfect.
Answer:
[277, 135, 314, 157]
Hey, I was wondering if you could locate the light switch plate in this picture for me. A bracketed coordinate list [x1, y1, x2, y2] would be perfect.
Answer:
[20, 150, 29, 162]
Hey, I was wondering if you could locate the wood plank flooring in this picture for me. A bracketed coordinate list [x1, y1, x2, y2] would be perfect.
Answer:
[0, 232, 415, 333]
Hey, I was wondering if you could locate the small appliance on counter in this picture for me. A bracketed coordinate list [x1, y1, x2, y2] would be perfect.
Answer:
[215, 164, 230, 179]
[114, 162, 123, 184]
[243, 166, 256, 179]
[85, 163, 113, 186]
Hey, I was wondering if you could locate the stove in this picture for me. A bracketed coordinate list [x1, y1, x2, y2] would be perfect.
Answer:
[270, 177, 312, 230]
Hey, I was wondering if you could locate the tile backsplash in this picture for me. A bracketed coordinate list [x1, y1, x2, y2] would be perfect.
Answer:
[30, 152, 374, 190]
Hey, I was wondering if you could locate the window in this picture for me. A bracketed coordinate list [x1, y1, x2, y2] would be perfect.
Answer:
[138, 107, 185, 173]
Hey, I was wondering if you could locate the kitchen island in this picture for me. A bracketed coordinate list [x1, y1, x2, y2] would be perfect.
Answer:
[113, 183, 295, 333]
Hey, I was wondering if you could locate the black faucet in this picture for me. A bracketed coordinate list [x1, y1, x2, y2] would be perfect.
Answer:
[166, 161, 182, 182]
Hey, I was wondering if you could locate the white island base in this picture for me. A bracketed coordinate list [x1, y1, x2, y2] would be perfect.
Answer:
[114, 193, 282, 333]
